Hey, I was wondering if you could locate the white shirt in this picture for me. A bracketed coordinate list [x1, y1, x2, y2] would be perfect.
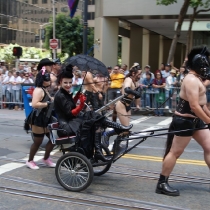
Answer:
[161, 70, 171, 78]
[3, 75, 14, 92]
[22, 78, 34, 84]
[10, 76, 22, 90]
[165, 75, 176, 90]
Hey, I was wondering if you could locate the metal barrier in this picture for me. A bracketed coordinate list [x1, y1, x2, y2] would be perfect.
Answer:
[0, 83, 34, 112]
[140, 87, 180, 115]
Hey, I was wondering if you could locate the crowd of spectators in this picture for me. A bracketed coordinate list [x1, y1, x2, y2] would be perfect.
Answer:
[0, 60, 188, 116]
[0, 62, 37, 110]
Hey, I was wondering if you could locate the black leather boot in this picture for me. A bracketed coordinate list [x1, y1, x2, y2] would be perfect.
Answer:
[156, 174, 180, 196]
[94, 132, 110, 162]
[112, 136, 127, 156]
[103, 119, 133, 131]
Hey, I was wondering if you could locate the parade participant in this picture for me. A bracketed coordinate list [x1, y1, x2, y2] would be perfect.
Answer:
[37, 58, 54, 73]
[54, 65, 132, 162]
[48, 58, 61, 96]
[103, 64, 141, 147]
[156, 46, 210, 196]
[82, 71, 103, 111]
[93, 73, 108, 110]
[26, 67, 55, 170]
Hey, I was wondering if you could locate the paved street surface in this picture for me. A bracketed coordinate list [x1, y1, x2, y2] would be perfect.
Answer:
[0, 109, 210, 209]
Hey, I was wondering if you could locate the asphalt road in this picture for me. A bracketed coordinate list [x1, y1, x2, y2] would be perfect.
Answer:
[0, 109, 209, 210]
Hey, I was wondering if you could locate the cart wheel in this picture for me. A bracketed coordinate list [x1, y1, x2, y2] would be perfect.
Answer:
[31, 132, 59, 151]
[55, 152, 93, 192]
[93, 145, 112, 176]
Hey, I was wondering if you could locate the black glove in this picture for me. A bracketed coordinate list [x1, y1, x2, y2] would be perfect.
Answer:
[124, 87, 141, 99]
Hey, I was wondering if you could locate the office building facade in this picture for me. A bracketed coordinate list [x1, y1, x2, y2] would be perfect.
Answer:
[94, 0, 210, 69]
[0, 0, 94, 47]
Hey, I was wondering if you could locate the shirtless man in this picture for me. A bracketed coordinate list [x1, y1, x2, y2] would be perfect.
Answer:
[82, 71, 103, 111]
[103, 64, 141, 147]
[93, 73, 108, 110]
[156, 46, 210, 196]
[48, 58, 61, 96]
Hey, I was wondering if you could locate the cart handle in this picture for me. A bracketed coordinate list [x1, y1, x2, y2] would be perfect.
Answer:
[122, 125, 209, 141]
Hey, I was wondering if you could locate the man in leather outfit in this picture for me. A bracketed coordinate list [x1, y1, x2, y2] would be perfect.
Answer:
[156, 46, 210, 196]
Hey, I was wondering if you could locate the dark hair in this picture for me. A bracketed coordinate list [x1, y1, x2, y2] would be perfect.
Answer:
[146, 72, 152, 77]
[57, 64, 73, 84]
[126, 65, 141, 77]
[35, 70, 50, 87]
[186, 45, 210, 70]
[155, 71, 163, 79]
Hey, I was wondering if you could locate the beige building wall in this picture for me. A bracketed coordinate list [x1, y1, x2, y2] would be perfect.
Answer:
[121, 37, 130, 68]
[94, 17, 119, 67]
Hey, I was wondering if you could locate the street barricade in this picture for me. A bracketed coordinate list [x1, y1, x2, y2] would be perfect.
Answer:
[21, 84, 35, 117]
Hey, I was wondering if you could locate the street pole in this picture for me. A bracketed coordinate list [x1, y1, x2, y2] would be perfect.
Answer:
[40, 25, 42, 49]
[83, 0, 88, 55]
[52, 0, 56, 59]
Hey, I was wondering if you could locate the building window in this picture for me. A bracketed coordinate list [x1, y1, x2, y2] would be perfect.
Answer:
[32, 0, 38, 4]
[88, 0, 95, 5]
[42, 0, 48, 3]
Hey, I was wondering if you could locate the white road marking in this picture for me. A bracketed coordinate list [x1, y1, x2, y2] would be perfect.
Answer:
[0, 149, 60, 175]
[0, 163, 25, 175]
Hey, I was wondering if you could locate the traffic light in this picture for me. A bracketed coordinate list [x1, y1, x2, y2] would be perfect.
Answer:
[13, 47, 23, 57]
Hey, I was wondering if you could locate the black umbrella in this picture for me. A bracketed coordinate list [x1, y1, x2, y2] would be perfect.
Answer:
[63, 54, 109, 77]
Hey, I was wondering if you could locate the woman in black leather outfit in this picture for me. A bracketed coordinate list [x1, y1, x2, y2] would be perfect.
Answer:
[54, 65, 132, 162]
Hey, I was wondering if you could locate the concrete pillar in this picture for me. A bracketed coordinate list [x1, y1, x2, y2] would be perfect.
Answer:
[121, 37, 130, 68]
[149, 32, 160, 72]
[94, 17, 119, 67]
[129, 25, 143, 67]
[159, 35, 164, 69]
[162, 38, 172, 64]
[141, 29, 150, 68]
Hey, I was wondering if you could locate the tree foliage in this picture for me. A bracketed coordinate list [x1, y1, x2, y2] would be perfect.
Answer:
[157, 0, 177, 5]
[44, 14, 94, 57]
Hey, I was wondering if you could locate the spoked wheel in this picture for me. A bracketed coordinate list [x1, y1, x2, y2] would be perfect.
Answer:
[31, 132, 59, 151]
[55, 152, 93, 192]
[93, 145, 112, 176]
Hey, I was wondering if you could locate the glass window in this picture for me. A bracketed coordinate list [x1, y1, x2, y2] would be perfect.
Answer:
[42, 0, 48, 4]
[32, 0, 38, 4]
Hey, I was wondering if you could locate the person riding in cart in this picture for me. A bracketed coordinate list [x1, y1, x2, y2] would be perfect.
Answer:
[53, 64, 132, 162]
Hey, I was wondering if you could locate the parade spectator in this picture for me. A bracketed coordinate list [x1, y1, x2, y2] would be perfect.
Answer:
[10, 72, 22, 110]
[107, 66, 112, 74]
[71, 70, 83, 96]
[177, 66, 185, 87]
[142, 72, 154, 108]
[22, 73, 34, 84]
[121, 64, 129, 76]
[161, 63, 171, 78]
[141, 65, 154, 83]
[108, 65, 124, 102]
[31, 68, 38, 82]
[2, 70, 14, 109]
[165, 69, 177, 112]
[159, 63, 165, 71]
[153, 71, 166, 116]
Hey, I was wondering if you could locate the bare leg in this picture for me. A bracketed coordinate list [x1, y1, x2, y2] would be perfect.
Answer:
[193, 129, 210, 168]
[161, 135, 191, 176]
[116, 101, 131, 126]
